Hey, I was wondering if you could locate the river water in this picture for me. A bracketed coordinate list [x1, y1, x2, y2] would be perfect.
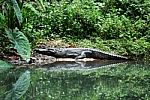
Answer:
[0, 60, 150, 100]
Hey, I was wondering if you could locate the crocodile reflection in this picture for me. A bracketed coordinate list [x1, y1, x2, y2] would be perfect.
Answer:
[40, 60, 127, 70]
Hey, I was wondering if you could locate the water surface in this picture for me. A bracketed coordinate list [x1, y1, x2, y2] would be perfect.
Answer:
[0, 61, 150, 100]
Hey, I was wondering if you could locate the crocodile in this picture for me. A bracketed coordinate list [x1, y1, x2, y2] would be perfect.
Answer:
[35, 48, 129, 60]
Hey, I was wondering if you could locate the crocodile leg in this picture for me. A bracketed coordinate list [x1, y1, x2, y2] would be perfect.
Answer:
[75, 51, 92, 60]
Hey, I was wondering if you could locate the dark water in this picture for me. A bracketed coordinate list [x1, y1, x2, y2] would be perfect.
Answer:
[0, 61, 150, 100]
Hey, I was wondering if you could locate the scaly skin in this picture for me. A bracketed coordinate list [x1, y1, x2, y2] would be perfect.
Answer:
[35, 48, 129, 60]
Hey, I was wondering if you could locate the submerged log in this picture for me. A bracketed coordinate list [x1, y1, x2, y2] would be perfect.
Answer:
[35, 48, 129, 60]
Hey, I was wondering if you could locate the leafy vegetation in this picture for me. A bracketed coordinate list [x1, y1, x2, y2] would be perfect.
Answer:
[0, 60, 31, 99]
[0, 0, 150, 59]
[5, 28, 31, 61]
[0, 60, 12, 68]
[0, 0, 30, 62]
[4, 70, 30, 100]
[1, 0, 150, 99]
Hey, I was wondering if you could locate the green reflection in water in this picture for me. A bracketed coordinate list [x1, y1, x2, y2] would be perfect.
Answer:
[0, 62, 150, 100]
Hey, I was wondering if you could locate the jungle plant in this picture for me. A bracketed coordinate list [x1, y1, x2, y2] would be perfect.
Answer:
[0, 1, 31, 98]
[0, 60, 31, 100]
[4, 70, 31, 100]
[0, 0, 31, 62]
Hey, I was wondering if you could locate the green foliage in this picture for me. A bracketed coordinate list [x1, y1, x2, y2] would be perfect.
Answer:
[69, 37, 110, 51]
[22, 0, 46, 45]
[22, 0, 102, 39]
[0, 0, 31, 62]
[33, 0, 149, 58]
[36, 0, 46, 11]
[27, 0, 148, 39]
[4, 70, 30, 100]
[47, 0, 102, 38]
[0, 60, 12, 68]
[23, 3, 40, 15]
[11, 0, 23, 24]
[0, 13, 5, 28]
[0, 0, 23, 29]
[0, 0, 150, 58]
[5, 28, 31, 61]
[105, 38, 150, 57]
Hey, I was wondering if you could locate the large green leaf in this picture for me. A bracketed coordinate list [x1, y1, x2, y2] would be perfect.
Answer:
[5, 70, 31, 100]
[0, 60, 12, 73]
[0, 60, 12, 68]
[11, 0, 23, 24]
[5, 28, 31, 62]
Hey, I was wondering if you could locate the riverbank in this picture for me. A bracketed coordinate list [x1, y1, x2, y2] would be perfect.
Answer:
[0, 0, 150, 62]
[0, 38, 149, 66]
[34, 39, 150, 60]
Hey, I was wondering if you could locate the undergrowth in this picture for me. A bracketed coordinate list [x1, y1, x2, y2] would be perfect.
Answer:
[1, 0, 150, 59]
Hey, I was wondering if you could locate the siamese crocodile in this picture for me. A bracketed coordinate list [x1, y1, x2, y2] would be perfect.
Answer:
[35, 48, 129, 60]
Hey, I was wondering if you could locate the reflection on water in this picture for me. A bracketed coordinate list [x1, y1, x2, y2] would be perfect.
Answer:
[0, 61, 150, 100]
[41, 60, 127, 71]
